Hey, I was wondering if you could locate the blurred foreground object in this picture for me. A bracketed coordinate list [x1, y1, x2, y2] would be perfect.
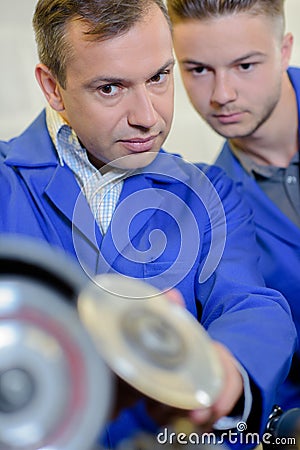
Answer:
[78, 273, 224, 410]
[0, 237, 112, 450]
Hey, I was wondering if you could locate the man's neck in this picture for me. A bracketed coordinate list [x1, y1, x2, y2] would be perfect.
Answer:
[230, 72, 298, 168]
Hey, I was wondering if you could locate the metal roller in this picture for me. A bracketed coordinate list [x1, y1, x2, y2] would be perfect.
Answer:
[0, 237, 112, 450]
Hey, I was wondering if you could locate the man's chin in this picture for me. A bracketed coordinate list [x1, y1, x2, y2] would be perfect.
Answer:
[107, 151, 159, 171]
[209, 124, 246, 140]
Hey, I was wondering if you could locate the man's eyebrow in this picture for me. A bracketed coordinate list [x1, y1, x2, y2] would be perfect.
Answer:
[231, 51, 267, 64]
[180, 58, 204, 66]
[180, 51, 266, 67]
[84, 76, 124, 89]
[152, 58, 176, 75]
[84, 58, 175, 88]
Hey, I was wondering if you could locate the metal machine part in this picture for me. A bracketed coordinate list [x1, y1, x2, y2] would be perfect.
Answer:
[78, 273, 224, 410]
[0, 237, 112, 450]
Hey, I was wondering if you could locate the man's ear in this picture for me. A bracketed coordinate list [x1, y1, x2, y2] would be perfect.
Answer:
[35, 64, 65, 111]
[281, 32, 294, 71]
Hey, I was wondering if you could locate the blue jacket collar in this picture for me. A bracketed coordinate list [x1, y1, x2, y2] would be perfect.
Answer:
[3, 110, 192, 263]
[4, 110, 58, 167]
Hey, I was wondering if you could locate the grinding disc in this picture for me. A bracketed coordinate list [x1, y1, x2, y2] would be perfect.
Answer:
[78, 273, 224, 410]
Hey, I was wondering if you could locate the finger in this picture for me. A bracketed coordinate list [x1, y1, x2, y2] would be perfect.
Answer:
[164, 287, 186, 306]
[189, 407, 214, 428]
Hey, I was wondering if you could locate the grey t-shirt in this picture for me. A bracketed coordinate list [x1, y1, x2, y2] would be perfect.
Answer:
[231, 146, 300, 228]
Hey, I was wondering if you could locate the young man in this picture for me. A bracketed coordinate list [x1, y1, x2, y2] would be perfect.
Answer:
[0, 0, 296, 448]
[168, 0, 300, 413]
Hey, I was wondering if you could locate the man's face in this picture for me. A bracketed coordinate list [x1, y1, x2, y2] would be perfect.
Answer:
[173, 13, 291, 139]
[55, 5, 174, 168]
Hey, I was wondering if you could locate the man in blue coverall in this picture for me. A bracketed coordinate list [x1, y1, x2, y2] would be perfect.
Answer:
[168, 0, 300, 415]
[0, 0, 297, 448]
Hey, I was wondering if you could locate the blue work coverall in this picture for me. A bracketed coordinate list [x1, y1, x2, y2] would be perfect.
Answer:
[0, 111, 296, 448]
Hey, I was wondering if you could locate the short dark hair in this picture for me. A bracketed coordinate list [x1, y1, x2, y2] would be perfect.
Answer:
[167, 0, 285, 26]
[33, 0, 171, 88]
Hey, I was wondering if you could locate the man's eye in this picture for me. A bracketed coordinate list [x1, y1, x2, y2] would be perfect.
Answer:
[99, 85, 119, 96]
[194, 66, 206, 74]
[151, 74, 162, 82]
[240, 63, 253, 71]
[150, 71, 168, 83]
[187, 66, 208, 76]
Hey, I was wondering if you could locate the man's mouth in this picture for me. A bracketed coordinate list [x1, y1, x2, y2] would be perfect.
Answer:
[119, 134, 159, 152]
[213, 111, 244, 124]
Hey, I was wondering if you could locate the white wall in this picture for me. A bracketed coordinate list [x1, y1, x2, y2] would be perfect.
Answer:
[0, 0, 299, 163]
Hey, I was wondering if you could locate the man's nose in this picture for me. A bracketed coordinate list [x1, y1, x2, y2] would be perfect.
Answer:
[211, 72, 237, 106]
[127, 86, 158, 129]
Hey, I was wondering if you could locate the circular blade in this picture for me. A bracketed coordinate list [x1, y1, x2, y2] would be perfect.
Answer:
[78, 274, 224, 410]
